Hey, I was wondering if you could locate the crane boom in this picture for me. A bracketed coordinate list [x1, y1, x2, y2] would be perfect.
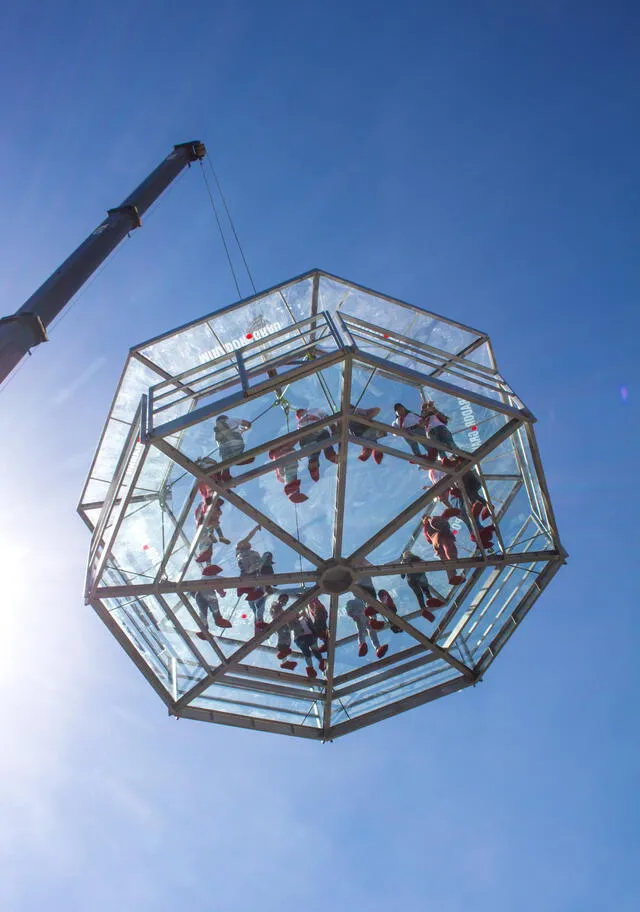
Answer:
[0, 140, 206, 385]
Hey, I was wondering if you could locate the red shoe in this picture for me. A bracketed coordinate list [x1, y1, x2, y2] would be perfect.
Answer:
[379, 590, 397, 611]
[421, 608, 435, 622]
[481, 506, 491, 521]
[196, 631, 208, 640]
[237, 456, 255, 465]
[215, 617, 232, 628]
[449, 574, 465, 585]
[255, 620, 268, 632]
[369, 619, 385, 631]
[276, 647, 292, 660]
[202, 564, 223, 576]
[472, 501, 483, 519]
[373, 450, 383, 464]
[364, 606, 377, 618]
[306, 666, 317, 679]
[195, 547, 213, 564]
[358, 642, 368, 658]
[358, 448, 372, 462]
[426, 597, 444, 609]
[319, 639, 329, 653]
[288, 492, 309, 503]
[324, 447, 338, 464]
[376, 644, 388, 659]
[280, 660, 297, 671]
[309, 461, 320, 482]
[318, 657, 326, 672]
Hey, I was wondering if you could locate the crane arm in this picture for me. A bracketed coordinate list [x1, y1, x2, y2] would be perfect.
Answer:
[0, 140, 206, 385]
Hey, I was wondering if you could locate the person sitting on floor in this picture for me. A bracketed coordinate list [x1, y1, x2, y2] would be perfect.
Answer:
[213, 414, 253, 480]
[421, 400, 457, 462]
[236, 525, 268, 632]
[399, 551, 444, 621]
[271, 593, 298, 671]
[348, 403, 385, 464]
[295, 407, 338, 481]
[392, 402, 430, 459]
[422, 510, 466, 586]
[346, 596, 388, 660]
[190, 587, 232, 639]
[268, 441, 308, 503]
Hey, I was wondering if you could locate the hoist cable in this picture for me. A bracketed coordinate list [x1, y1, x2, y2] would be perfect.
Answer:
[207, 157, 257, 294]
[199, 162, 241, 298]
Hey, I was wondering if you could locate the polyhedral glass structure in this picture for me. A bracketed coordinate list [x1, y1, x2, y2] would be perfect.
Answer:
[79, 270, 566, 741]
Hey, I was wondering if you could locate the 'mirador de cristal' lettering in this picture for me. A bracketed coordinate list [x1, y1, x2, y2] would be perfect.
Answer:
[198, 320, 283, 364]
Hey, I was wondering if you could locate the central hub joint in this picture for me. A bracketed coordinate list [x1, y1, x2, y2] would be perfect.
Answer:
[320, 561, 354, 594]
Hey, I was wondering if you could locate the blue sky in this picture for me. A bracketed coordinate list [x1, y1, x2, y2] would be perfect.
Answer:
[1, 1, 638, 909]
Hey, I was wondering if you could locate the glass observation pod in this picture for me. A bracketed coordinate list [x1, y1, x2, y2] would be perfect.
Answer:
[79, 269, 566, 741]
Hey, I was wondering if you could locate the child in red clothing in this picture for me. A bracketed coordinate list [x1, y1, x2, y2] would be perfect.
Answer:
[194, 495, 229, 577]
[268, 442, 308, 503]
[295, 408, 338, 481]
[305, 597, 329, 652]
[422, 510, 466, 586]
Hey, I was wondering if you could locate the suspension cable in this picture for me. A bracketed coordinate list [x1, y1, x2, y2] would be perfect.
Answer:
[207, 157, 257, 294]
[199, 162, 241, 298]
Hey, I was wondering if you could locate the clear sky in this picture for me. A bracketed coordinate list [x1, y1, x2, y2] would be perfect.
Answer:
[1, 1, 638, 910]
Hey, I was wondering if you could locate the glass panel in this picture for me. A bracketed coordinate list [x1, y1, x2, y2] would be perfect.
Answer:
[331, 662, 463, 725]
[191, 682, 324, 729]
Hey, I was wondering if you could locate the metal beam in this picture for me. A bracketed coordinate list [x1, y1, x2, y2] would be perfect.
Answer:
[333, 652, 441, 700]
[149, 437, 324, 567]
[354, 351, 535, 422]
[349, 417, 523, 562]
[174, 587, 321, 710]
[176, 703, 323, 740]
[148, 352, 346, 440]
[328, 674, 473, 740]
[475, 557, 565, 675]
[351, 584, 475, 681]
[332, 356, 353, 558]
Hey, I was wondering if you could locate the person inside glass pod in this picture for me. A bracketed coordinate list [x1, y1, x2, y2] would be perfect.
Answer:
[306, 596, 329, 652]
[400, 551, 444, 621]
[190, 586, 232, 638]
[268, 440, 308, 503]
[345, 596, 389, 660]
[392, 402, 430, 459]
[470, 522, 498, 555]
[347, 403, 385, 464]
[441, 456, 491, 522]
[270, 593, 298, 671]
[235, 524, 269, 632]
[294, 407, 338, 481]
[213, 414, 253, 479]
[422, 509, 466, 586]
[354, 560, 388, 631]
[193, 493, 230, 577]
[259, 550, 277, 594]
[271, 594, 329, 675]
[420, 400, 457, 462]
[377, 589, 402, 633]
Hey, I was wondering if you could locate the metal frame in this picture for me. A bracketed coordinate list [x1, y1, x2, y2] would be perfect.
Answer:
[80, 273, 567, 740]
